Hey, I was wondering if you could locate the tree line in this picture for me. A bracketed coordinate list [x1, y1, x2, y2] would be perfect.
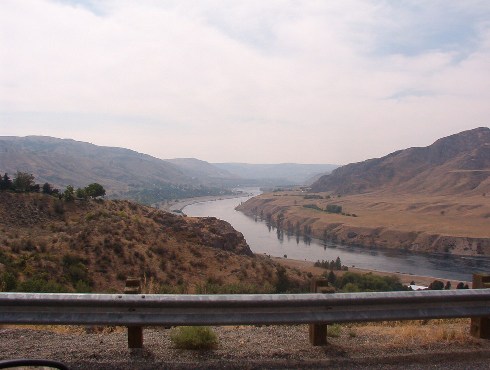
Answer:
[0, 171, 105, 201]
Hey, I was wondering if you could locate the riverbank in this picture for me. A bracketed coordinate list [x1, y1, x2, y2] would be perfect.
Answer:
[271, 257, 472, 287]
[236, 191, 490, 256]
[155, 191, 254, 214]
[271, 257, 471, 289]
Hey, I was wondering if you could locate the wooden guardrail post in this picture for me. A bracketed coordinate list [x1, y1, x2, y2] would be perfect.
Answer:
[125, 278, 143, 349]
[471, 274, 490, 339]
[309, 279, 335, 346]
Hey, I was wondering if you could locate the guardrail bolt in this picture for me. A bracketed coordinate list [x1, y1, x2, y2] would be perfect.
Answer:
[309, 279, 334, 346]
[470, 274, 490, 339]
[125, 278, 143, 349]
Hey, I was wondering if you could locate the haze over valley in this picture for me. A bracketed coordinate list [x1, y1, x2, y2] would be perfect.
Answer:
[0, 135, 337, 205]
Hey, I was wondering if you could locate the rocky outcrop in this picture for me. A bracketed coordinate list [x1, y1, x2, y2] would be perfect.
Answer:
[322, 224, 490, 256]
[193, 217, 253, 256]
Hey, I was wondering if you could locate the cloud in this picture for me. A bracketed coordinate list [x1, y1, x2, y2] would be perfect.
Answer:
[1, 0, 489, 164]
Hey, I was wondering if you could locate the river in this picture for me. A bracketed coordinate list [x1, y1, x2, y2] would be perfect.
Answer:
[183, 189, 490, 282]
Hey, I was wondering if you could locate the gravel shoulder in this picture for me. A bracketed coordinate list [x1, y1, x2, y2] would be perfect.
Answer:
[2, 320, 490, 369]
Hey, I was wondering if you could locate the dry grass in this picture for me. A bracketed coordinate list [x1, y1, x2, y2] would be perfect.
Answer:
[0, 192, 311, 294]
[351, 319, 474, 348]
[0, 324, 126, 335]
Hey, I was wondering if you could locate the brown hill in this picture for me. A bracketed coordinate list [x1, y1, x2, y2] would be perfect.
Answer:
[0, 192, 309, 293]
[311, 127, 490, 195]
[0, 136, 191, 194]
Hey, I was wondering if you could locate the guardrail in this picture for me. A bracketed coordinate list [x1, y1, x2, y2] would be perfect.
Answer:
[1, 289, 490, 348]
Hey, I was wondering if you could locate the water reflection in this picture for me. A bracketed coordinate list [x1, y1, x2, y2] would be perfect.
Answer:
[184, 190, 490, 282]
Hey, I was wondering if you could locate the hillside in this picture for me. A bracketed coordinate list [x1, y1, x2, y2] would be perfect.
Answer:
[0, 136, 337, 202]
[0, 136, 241, 204]
[311, 127, 490, 195]
[0, 192, 309, 293]
[0, 136, 191, 193]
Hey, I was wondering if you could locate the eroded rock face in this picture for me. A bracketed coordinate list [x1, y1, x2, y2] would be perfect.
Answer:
[193, 217, 253, 256]
[332, 226, 490, 256]
[149, 208, 253, 256]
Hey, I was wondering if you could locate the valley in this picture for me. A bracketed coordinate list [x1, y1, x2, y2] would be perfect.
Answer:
[237, 128, 490, 257]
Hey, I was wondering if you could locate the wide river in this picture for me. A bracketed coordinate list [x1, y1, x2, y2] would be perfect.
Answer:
[184, 189, 490, 282]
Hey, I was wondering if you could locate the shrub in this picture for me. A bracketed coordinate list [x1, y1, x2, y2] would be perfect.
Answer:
[326, 204, 342, 214]
[335, 272, 405, 292]
[429, 280, 445, 290]
[327, 324, 342, 338]
[0, 271, 17, 291]
[18, 276, 66, 293]
[303, 204, 322, 211]
[170, 326, 218, 350]
[304, 194, 323, 199]
[53, 200, 64, 215]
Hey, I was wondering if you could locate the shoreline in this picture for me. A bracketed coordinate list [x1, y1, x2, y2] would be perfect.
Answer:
[270, 256, 472, 287]
[156, 193, 476, 285]
[155, 191, 254, 213]
[236, 191, 490, 256]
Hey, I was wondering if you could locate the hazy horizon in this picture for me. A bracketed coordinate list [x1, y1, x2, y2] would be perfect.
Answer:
[1, 1, 490, 165]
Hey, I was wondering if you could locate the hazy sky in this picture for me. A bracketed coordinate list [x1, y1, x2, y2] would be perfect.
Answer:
[1, 1, 490, 164]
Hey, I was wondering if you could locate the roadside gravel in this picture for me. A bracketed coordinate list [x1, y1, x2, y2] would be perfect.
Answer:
[1, 322, 490, 369]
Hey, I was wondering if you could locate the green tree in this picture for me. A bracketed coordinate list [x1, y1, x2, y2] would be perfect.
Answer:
[12, 172, 35, 192]
[63, 185, 75, 201]
[429, 280, 445, 290]
[326, 204, 342, 214]
[275, 266, 291, 293]
[85, 183, 106, 198]
[0, 173, 13, 190]
[327, 270, 337, 285]
[42, 182, 53, 194]
[76, 187, 87, 200]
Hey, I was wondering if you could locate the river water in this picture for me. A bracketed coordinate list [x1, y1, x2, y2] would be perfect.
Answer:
[184, 190, 490, 282]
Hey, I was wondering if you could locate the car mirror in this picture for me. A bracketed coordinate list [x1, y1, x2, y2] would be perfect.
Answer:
[0, 359, 69, 370]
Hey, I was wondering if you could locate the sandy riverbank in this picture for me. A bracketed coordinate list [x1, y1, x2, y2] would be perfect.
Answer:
[271, 256, 472, 287]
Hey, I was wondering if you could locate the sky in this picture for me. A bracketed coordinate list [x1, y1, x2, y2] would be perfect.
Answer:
[1, 0, 490, 165]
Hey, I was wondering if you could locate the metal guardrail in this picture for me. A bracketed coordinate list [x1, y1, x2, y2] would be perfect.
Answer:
[1, 290, 490, 326]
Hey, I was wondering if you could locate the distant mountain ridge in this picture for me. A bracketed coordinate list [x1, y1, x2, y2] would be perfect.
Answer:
[0, 136, 338, 199]
[164, 158, 238, 185]
[213, 163, 338, 185]
[311, 127, 490, 195]
[0, 136, 191, 194]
